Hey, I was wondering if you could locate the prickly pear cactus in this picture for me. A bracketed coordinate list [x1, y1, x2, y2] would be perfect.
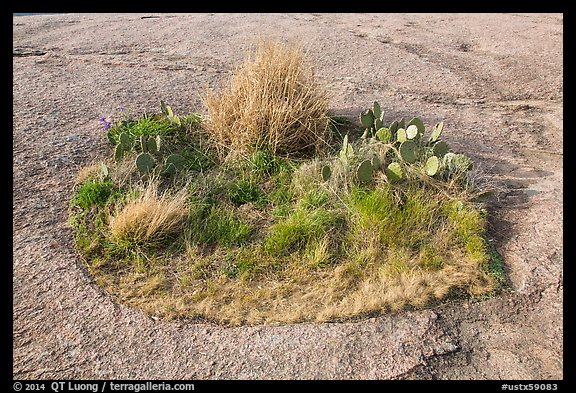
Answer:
[360, 109, 375, 129]
[371, 154, 381, 171]
[147, 137, 158, 154]
[321, 164, 331, 181]
[433, 141, 449, 158]
[397, 128, 407, 143]
[373, 101, 383, 122]
[140, 135, 148, 153]
[399, 140, 417, 163]
[356, 159, 373, 183]
[162, 162, 177, 177]
[136, 152, 155, 173]
[119, 132, 131, 148]
[165, 153, 185, 170]
[406, 124, 419, 140]
[376, 127, 392, 143]
[407, 117, 425, 139]
[386, 162, 403, 183]
[114, 143, 126, 162]
[425, 156, 440, 176]
[429, 121, 443, 143]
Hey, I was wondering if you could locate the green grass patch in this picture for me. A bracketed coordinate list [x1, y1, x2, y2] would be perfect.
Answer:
[69, 102, 505, 326]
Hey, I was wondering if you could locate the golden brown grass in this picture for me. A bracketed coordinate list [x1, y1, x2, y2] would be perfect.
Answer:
[109, 179, 188, 247]
[203, 39, 332, 160]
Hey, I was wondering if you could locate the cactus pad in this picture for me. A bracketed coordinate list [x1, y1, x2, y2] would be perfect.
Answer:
[360, 109, 375, 129]
[399, 140, 417, 163]
[406, 124, 419, 140]
[356, 159, 373, 183]
[371, 154, 381, 170]
[135, 152, 155, 173]
[140, 135, 148, 153]
[147, 137, 158, 154]
[376, 127, 392, 143]
[425, 156, 440, 176]
[429, 121, 444, 143]
[114, 143, 124, 162]
[373, 101, 382, 121]
[321, 164, 331, 181]
[385, 162, 403, 183]
[397, 128, 407, 143]
[162, 162, 177, 177]
[389, 120, 399, 134]
[407, 117, 425, 137]
[119, 132, 131, 148]
[432, 141, 449, 158]
[165, 153, 185, 170]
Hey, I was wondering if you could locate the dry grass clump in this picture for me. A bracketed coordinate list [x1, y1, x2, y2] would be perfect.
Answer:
[109, 180, 188, 248]
[203, 39, 332, 160]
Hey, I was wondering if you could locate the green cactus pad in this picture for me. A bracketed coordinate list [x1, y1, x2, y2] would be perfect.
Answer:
[356, 159, 373, 183]
[375, 117, 383, 131]
[119, 132, 131, 148]
[371, 154, 381, 170]
[398, 118, 405, 129]
[162, 162, 177, 177]
[433, 141, 449, 158]
[425, 156, 440, 176]
[135, 152, 155, 173]
[385, 162, 403, 183]
[399, 140, 418, 163]
[321, 164, 331, 181]
[406, 124, 419, 140]
[407, 117, 425, 137]
[389, 120, 399, 134]
[147, 137, 158, 154]
[429, 121, 444, 143]
[397, 128, 407, 143]
[373, 101, 382, 121]
[360, 109, 375, 129]
[114, 143, 124, 162]
[165, 153, 186, 170]
[140, 135, 148, 153]
[375, 127, 392, 142]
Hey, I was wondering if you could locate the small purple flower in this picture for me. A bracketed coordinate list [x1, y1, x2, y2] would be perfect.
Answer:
[99, 115, 112, 131]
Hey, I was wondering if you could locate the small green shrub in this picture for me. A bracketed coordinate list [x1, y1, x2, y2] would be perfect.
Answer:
[70, 179, 118, 209]
[188, 205, 251, 248]
[264, 207, 342, 255]
[228, 178, 265, 206]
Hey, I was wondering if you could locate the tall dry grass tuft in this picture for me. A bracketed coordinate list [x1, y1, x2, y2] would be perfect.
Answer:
[109, 180, 188, 248]
[203, 39, 332, 160]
